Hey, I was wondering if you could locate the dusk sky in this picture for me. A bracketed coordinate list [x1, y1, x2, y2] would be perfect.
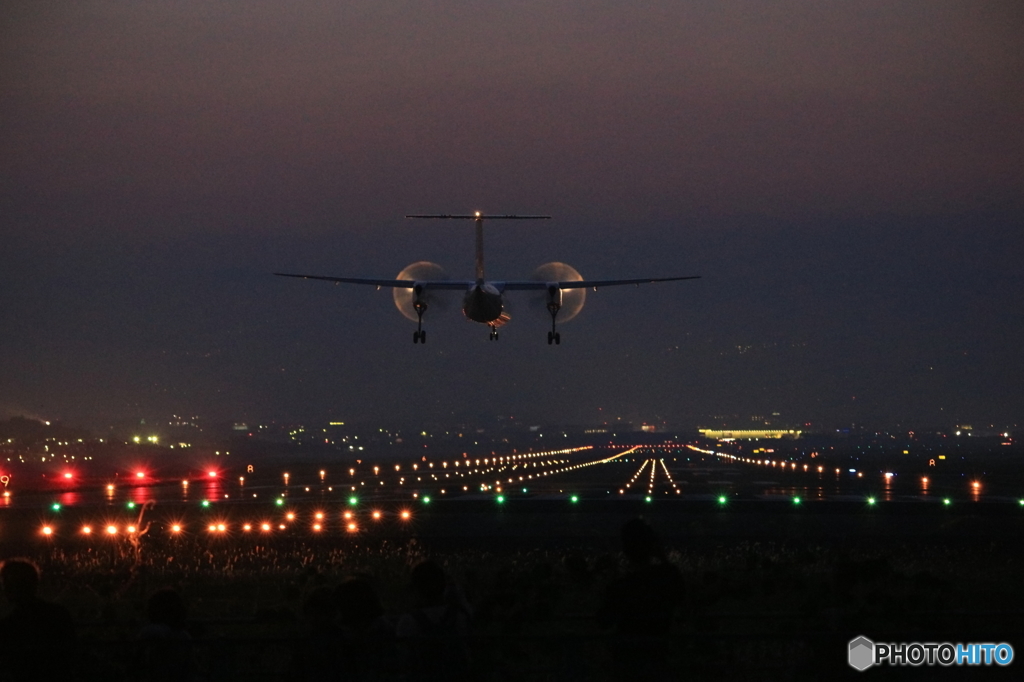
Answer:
[2, 1, 1022, 430]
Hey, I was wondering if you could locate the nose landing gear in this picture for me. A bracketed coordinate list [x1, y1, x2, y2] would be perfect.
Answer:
[412, 291, 427, 344]
[489, 325, 499, 341]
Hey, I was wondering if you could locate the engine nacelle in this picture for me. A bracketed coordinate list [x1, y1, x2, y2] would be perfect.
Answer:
[393, 262, 448, 321]
[530, 263, 585, 322]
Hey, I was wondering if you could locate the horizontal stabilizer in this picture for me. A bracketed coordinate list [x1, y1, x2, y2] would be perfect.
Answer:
[501, 275, 700, 290]
[406, 214, 551, 220]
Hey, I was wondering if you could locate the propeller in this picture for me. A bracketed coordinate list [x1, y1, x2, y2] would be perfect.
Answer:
[529, 262, 586, 322]
[393, 261, 449, 321]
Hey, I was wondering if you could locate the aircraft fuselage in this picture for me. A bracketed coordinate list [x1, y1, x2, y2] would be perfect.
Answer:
[463, 282, 503, 323]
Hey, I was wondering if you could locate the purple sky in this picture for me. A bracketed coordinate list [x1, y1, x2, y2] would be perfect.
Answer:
[2, 1, 1022, 430]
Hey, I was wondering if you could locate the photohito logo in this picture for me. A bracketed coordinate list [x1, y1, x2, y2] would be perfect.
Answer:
[849, 636, 1014, 670]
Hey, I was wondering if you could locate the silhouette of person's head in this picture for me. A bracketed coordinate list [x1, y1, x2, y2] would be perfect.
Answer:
[621, 518, 662, 565]
[335, 577, 383, 630]
[147, 588, 187, 630]
[410, 560, 446, 606]
[302, 585, 336, 629]
[0, 558, 40, 605]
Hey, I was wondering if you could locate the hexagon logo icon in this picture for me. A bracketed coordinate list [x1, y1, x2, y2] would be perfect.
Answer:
[849, 636, 875, 671]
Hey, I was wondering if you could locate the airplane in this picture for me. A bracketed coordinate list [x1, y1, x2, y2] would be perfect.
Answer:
[275, 213, 699, 344]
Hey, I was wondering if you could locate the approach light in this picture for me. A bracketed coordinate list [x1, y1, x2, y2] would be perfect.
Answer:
[261, 523, 271, 531]
[136, 472, 145, 479]
[570, 495, 579, 503]
[422, 496, 431, 504]
[82, 526, 92, 534]
[867, 497, 876, 505]
[943, 498, 952, 506]
[106, 525, 117, 535]
[400, 510, 411, 520]
[275, 498, 284, 506]
[50, 503, 61, 511]
[496, 495, 504, 504]
[348, 496, 358, 506]
[793, 497, 801, 505]
[201, 500, 210, 508]
[718, 496, 727, 505]
[126, 502, 136, 509]
[171, 524, 182, 533]
[42, 526, 53, 536]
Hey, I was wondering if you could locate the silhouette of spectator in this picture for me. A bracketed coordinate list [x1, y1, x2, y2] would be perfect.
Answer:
[0, 557, 77, 681]
[597, 519, 683, 680]
[335, 577, 394, 681]
[396, 560, 472, 682]
[135, 587, 198, 682]
[289, 585, 347, 682]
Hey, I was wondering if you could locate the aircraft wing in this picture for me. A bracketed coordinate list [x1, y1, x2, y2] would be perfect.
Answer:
[500, 275, 700, 290]
[274, 273, 473, 290]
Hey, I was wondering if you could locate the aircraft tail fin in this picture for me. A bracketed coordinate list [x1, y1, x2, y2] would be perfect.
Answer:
[406, 213, 551, 283]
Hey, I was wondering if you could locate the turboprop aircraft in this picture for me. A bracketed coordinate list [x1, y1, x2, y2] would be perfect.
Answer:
[275, 213, 699, 344]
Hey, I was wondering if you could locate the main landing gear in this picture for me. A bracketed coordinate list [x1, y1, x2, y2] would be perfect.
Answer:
[489, 325, 499, 341]
[547, 294, 561, 345]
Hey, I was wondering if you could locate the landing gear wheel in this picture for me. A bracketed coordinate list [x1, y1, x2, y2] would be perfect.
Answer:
[547, 331, 553, 345]
[413, 330, 426, 344]
[489, 326, 499, 341]
[413, 331, 419, 344]
[554, 332, 561, 345]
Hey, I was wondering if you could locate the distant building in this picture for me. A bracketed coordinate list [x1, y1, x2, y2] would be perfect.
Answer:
[699, 429, 802, 440]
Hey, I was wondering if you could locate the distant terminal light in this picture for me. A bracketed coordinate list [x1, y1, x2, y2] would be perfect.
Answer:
[699, 429, 802, 440]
